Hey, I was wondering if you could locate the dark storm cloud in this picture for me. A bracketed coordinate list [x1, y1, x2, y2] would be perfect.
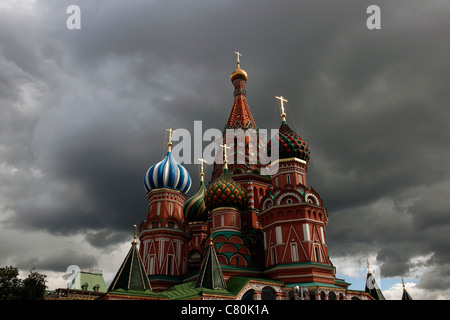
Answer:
[1, 0, 450, 295]
[16, 248, 97, 273]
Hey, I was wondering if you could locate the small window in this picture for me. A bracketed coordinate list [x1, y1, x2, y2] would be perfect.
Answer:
[286, 174, 291, 184]
[290, 242, 299, 262]
[271, 248, 277, 265]
[168, 222, 175, 228]
[315, 246, 321, 262]
[167, 255, 174, 275]
[152, 222, 158, 228]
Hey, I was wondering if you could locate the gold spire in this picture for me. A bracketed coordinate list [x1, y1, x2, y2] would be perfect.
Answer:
[198, 158, 207, 182]
[132, 224, 137, 245]
[166, 128, 174, 152]
[402, 277, 406, 291]
[276, 96, 288, 122]
[209, 236, 214, 246]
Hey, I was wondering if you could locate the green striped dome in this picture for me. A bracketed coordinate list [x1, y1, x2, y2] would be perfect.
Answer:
[205, 169, 247, 211]
[183, 181, 208, 222]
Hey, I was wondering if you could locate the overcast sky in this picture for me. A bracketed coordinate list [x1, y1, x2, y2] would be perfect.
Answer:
[1, 0, 450, 299]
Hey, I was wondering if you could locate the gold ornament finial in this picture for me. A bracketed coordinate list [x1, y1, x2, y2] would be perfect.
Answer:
[230, 51, 248, 82]
[166, 128, 174, 152]
[198, 158, 207, 182]
[132, 224, 137, 245]
[402, 277, 406, 291]
[209, 236, 214, 246]
[220, 143, 231, 170]
[275, 96, 288, 122]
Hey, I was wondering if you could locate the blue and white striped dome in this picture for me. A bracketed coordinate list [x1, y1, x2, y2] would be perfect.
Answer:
[144, 151, 192, 195]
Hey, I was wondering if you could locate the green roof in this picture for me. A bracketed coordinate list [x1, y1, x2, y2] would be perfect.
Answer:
[162, 281, 232, 300]
[195, 239, 227, 290]
[108, 240, 152, 293]
[160, 276, 285, 300]
[73, 271, 107, 292]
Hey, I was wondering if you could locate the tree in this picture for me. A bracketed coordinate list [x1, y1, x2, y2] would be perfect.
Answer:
[0, 266, 22, 300]
[0, 266, 47, 300]
[20, 268, 47, 300]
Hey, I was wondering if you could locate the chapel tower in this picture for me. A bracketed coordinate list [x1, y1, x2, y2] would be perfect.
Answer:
[258, 98, 334, 285]
[210, 53, 271, 267]
[139, 129, 192, 291]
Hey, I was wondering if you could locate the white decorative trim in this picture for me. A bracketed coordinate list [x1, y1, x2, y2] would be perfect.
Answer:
[276, 192, 302, 205]
[305, 193, 320, 206]
[262, 198, 273, 211]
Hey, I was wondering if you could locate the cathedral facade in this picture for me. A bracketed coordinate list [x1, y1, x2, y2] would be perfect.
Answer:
[101, 58, 374, 301]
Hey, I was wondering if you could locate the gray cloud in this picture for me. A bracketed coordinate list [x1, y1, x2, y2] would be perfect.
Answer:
[1, 0, 450, 297]
[16, 248, 97, 273]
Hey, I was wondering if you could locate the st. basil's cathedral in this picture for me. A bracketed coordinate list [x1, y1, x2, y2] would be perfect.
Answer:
[99, 56, 391, 301]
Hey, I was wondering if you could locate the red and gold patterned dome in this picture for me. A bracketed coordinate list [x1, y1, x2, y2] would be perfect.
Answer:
[204, 169, 247, 211]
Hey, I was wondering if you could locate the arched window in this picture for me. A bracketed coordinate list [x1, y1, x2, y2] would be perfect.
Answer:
[329, 291, 337, 300]
[242, 289, 254, 300]
[320, 291, 326, 300]
[261, 287, 276, 300]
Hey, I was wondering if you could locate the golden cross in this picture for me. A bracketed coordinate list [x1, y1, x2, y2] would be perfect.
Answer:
[198, 158, 207, 181]
[234, 51, 242, 64]
[166, 128, 174, 151]
[220, 143, 231, 162]
[275, 96, 288, 122]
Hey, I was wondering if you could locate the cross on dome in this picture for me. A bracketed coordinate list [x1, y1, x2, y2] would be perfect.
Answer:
[220, 143, 231, 169]
[198, 158, 207, 181]
[276, 96, 288, 122]
[234, 51, 242, 64]
[166, 128, 174, 151]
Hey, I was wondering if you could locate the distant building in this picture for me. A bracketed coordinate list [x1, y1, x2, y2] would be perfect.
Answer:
[46, 269, 107, 300]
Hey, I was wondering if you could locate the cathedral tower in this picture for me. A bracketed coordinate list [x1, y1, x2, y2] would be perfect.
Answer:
[258, 98, 334, 286]
[139, 129, 192, 291]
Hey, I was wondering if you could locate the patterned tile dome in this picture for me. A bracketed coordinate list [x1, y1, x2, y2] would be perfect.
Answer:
[204, 169, 247, 211]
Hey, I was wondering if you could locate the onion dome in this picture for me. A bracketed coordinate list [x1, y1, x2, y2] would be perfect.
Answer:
[144, 151, 192, 194]
[183, 180, 208, 222]
[143, 129, 192, 194]
[272, 96, 311, 162]
[204, 168, 247, 211]
[231, 63, 248, 82]
[279, 121, 311, 162]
